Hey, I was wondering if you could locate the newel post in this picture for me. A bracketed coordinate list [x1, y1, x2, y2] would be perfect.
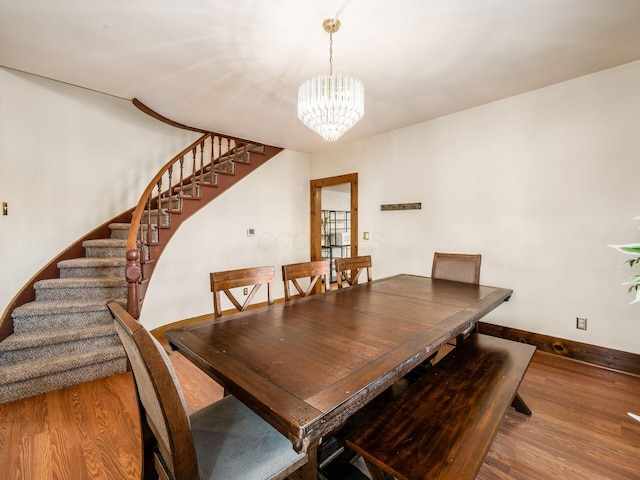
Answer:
[126, 249, 142, 319]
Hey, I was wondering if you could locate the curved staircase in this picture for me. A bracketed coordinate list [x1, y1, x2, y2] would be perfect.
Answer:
[0, 224, 130, 402]
[0, 124, 282, 404]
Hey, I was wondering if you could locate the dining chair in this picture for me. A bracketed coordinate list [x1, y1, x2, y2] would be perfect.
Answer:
[210, 265, 275, 318]
[431, 252, 482, 346]
[107, 301, 309, 480]
[431, 252, 482, 284]
[335, 255, 372, 288]
[282, 260, 330, 301]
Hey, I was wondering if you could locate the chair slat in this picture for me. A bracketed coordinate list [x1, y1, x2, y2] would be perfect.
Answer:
[335, 255, 372, 288]
[210, 265, 275, 317]
[282, 260, 330, 300]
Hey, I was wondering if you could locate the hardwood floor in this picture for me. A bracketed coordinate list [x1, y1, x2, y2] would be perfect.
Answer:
[0, 352, 222, 480]
[1, 350, 639, 479]
[477, 353, 640, 480]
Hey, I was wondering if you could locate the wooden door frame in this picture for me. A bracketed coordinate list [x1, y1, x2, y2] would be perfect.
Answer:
[310, 173, 358, 265]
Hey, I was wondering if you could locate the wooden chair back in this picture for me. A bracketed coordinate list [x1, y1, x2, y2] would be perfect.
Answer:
[335, 255, 372, 288]
[108, 301, 200, 480]
[282, 260, 330, 300]
[431, 252, 482, 284]
[210, 265, 275, 318]
[110, 300, 311, 480]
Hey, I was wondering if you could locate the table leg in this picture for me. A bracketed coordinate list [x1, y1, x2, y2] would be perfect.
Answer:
[301, 442, 318, 480]
[511, 392, 532, 416]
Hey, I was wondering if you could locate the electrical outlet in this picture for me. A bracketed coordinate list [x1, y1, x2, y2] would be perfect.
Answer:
[243, 287, 248, 295]
[576, 317, 587, 330]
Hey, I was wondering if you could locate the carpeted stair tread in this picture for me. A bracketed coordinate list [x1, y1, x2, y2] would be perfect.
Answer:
[58, 257, 126, 278]
[1, 357, 128, 404]
[83, 238, 127, 247]
[58, 257, 126, 268]
[11, 300, 126, 334]
[35, 277, 126, 289]
[0, 345, 127, 394]
[0, 324, 118, 352]
[34, 277, 126, 304]
[82, 238, 127, 258]
[12, 299, 116, 317]
[108, 223, 131, 240]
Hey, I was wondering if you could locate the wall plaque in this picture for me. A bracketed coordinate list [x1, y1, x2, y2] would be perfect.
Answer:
[380, 202, 422, 211]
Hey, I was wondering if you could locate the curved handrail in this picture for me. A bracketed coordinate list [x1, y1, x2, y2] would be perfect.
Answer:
[125, 131, 263, 318]
[133, 98, 208, 134]
[0, 96, 273, 340]
[126, 133, 211, 250]
[125, 132, 205, 318]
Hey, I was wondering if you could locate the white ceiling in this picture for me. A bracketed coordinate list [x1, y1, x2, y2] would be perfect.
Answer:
[2, 0, 640, 153]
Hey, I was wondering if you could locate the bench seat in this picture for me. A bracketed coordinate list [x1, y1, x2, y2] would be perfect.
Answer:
[347, 333, 536, 480]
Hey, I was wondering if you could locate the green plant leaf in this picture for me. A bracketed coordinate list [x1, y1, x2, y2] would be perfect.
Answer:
[625, 258, 640, 268]
[609, 243, 640, 255]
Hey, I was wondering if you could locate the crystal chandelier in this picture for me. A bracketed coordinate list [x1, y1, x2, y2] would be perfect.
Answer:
[298, 18, 364, 141]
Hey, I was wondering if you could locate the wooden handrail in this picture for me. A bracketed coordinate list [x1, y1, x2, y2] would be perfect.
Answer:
[127, 133, 209, 250]
[133, 98, 208, 134]
[126, 132, 208, 318]
[125, 131, 265, 318]
[0, 97, 277, 339]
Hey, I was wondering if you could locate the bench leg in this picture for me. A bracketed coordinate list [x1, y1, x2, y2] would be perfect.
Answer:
[511, 392, 532, 416]
[363, 458, 391, 480]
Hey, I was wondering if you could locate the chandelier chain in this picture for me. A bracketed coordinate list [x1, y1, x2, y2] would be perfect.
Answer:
[329, 30, 334, 76]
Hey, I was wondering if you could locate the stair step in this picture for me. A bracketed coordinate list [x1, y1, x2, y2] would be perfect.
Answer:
[140, 209, 170, 227]
[11, 300, 124, 333]
[83, 238, 127, 258]
[245, 143, 265, 154]
[158, 195, 182, 211]
[34, 277, 127, 302]
[0, 325, 122, 363]
[110, 222, 159, 243]
[108, 222, 130, 240]
[58, 257, 126, 278]
[176, 178, 220, 197]
[0, 346, 127, 403]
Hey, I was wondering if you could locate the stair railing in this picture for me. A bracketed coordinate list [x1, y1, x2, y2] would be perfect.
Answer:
[126, 131, 258, 318]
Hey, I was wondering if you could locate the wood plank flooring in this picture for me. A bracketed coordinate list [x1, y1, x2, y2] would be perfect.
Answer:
[477, 352, 640, 480]
[1, 350, 639, 479]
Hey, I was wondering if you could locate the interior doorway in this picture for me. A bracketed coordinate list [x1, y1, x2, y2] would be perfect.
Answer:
[310, 173, 358, 284]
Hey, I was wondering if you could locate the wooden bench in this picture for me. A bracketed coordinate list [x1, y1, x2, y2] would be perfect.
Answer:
[346, 333, 536, 480]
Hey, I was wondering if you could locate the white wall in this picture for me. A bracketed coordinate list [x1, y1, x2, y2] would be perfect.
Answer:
[0, 68, 199, 313]
[139, 149, 310, 330]
[3, 62, 639, 354]
[322, 189, 350, 212]
[310, 60, 640, 354]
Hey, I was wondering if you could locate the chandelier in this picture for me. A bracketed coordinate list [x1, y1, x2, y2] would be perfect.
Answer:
[298, 18, 364, 141]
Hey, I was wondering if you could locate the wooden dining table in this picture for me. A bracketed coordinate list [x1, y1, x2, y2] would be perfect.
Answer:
[165, 274, 513, 475]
